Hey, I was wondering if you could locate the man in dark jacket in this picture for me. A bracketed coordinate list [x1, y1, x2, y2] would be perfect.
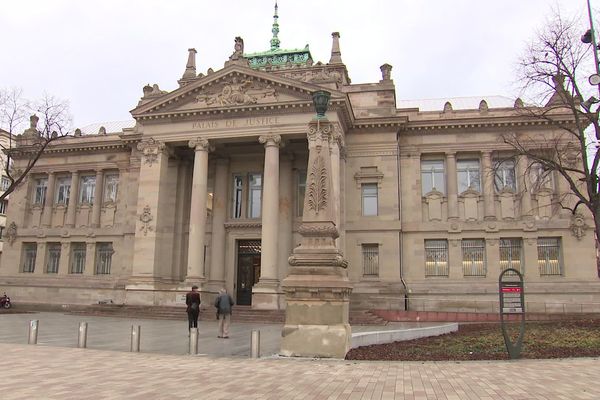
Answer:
[214, 288, 234, 338]
[186, 285, 201, 331]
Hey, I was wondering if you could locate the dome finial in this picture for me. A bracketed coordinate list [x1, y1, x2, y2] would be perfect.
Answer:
[270, 1, 280, 50]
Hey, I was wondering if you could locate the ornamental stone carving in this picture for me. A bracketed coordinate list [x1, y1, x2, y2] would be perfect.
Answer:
[137, 138, 166, 167]
[139, 205, 153, 236]
[195, 77, 278, 107]
[570, 213, 588, 240]
[258, 134, 281, 147]
[307, 120, 333, 143]
[188, 137, 212, 152]
[307, 155, 328, 214]
[5, 222, 17, 246]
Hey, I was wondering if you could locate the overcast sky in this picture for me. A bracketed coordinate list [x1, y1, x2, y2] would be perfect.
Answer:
[0, 0, 590, 129]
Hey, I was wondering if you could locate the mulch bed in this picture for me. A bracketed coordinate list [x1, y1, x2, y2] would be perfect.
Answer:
[346, 319, 600, 361]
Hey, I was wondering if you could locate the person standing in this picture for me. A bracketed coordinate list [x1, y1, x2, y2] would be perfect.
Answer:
[214, 288, 234, 338]
[186, 285, 201, 331]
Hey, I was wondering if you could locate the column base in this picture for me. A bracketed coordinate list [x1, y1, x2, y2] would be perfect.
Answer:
[280, 323, 351, 359]
[252, 281, 284, 309]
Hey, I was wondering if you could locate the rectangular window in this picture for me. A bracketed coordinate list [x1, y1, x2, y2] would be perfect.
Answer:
[297, 170, 307, 217]
[530, 162, 553, 191]
[248, 173, 262, 219]
[55, 176, 71, 205]
[361, 183, 378, 216]
[0, 226, 4, 239]
[232, 175, 243, 218]
[462, 239, 486, 276]
[538, 237, 562, 275]
[362, 244, 379, 276]
[79, 176, 96, 204]
[103, 173, 119, 203]
[457, 159, 481, 193]
[95, 242, 113, 275]
[1, 176, 10, 191]
[46, 243, 61, 274]
[22, 243, 37, 273]
[33, 177, 48, 205]
[494, 159, 516, 192]
[500, 238, 523, 274]
[421, 159, 445, 195]
[425, 239, 449, 277]
[0, 200, 7, 214]
[70, 242, 86, 274]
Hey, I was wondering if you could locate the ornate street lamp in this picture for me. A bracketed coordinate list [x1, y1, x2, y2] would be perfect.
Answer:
[582, 0, 600, 93]
[312, 90, 331, 119]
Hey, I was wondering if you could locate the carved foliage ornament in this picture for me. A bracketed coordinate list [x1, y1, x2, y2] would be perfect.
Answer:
[307, 155, 328, 213]
[6, 222, 17, 246]
[139, 205, 154, 236]
[307, 120, 333, 143]
[137, 138, 166, 167]
[188, 137, 212, 152]
[570, 213, 588, 240]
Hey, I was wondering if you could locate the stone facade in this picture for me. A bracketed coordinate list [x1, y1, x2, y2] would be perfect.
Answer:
[1, 31, 598, 313]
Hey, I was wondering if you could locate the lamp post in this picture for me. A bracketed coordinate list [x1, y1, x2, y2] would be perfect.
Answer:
[583, 0, 600, 95]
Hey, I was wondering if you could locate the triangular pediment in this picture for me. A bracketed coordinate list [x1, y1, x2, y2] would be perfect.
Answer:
[131, 64, 347, 119]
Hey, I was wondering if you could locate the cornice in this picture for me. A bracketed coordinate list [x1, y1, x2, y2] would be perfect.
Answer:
[404, 117, 575, 132]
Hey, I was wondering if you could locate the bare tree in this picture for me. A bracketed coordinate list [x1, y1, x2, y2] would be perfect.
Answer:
[0, 88, 72, 202]
[499, 11, 600, 243]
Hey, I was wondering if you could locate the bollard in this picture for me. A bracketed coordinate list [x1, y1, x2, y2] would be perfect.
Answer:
[78, 322, 88, 348]
[189, 328, 198, 355]
[28, 319, 39, 345]
[130, 325, 141, 352]
[251, 329, 260, 358]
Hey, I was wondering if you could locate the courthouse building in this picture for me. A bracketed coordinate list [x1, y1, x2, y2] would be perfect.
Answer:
[1, 12, 599, 311]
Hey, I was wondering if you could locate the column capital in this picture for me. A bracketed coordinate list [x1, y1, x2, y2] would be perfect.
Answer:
[259, 134, 282, 148]
[189, 137, 214, 152]
[137, 137, 168, 166]
[482, 150, 493, 158]
[446, 152, 456, 158]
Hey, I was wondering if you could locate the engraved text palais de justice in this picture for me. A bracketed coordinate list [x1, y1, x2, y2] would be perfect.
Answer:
[192, 116, 279, 130]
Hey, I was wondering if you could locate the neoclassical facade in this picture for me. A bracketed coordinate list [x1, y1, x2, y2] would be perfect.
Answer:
[1, 27, 598, 312]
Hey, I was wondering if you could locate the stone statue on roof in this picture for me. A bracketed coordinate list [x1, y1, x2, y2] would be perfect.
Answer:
[230, 37, 244, 61]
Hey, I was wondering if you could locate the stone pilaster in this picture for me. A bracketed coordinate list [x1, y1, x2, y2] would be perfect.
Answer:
[482, 151, 496, 220]
[65, 171, 80, 228]
[91, 169, 104, 228]
[185, 137, 212, 286]
[446, 152, 458, 220]
[208, 157, 229, 290]
[281, 113, 353, 359]
[41, 172, 56, 227]
[516, 155, 533, 217]
[253, 134, 282, 309]
[277, 154, 294, 282]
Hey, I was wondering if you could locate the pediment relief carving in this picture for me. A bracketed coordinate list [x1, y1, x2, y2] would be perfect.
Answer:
[194, 77, 279, 107]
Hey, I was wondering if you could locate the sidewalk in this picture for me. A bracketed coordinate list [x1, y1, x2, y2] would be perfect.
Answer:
[1, 342, 598, 399]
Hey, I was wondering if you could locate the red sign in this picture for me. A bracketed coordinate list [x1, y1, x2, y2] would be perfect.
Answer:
[502, 287, 521, 293]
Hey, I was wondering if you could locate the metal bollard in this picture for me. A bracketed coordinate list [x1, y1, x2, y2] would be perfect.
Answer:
[28, 319, 39, 345]
[130, 325, 141, 352]
[189, 327, 198, 355]
[78, 322, 88, 348]
[251, 329, 260, 358]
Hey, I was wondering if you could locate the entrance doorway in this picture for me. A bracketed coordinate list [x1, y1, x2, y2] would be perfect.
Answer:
[236, 240, 261, 306]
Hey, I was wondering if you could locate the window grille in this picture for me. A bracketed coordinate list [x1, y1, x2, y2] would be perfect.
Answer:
[361, 183, 378, 216]
[297, 170, 306, 217]
[232, 175, 243, 218]
[462, 239, 486, 276]
[494, 159, 516, 192]
[1, 176, 10, 191]
[0, 200, 7, 214]
[457, 159, 481, 193]
[499, 238, 523, 274]
[55, 176, 71, 205]
[103, 174, 119, 203]
[538, 237, 562, 276]
[95, 242, 113, 275]
[79, 176, 96, 204]
[248, 173, 262, 218]
[421, 159, 445, 195]
[71, 243, 86, 274]
[46, 243, 61, 274]
[22, 243, 37, 273]
[362, 244, 379, 276]
[425, 239, 448, 277]
[530, 162, 553, 191]
[33, 177, 48, 205]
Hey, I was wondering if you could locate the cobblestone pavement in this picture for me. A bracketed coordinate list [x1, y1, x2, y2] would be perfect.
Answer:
[1, 342, 599, 400]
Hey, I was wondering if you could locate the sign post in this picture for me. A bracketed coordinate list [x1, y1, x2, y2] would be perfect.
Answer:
[499, 268, 525, 359]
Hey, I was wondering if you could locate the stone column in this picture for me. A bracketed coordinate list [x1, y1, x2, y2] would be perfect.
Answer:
[516, 155, 533, 217]
[65, 171, 80, 228]
[277, 154, 294, 282]
[91, 169, 104, 228]
[253, 134, 281, 309]
[33, 242, 46, 275]
[446, 152, 458, 219]
[209, 157, 229, 290]
[330, 134, 341, 247]
[41, 172, 56, 227]
[185, 137, 212, 284]
[84, 242, 96, 276]
[481, 151, 496, 220]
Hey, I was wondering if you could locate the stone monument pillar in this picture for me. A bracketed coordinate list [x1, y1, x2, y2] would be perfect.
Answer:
[280, 91, 353, 359]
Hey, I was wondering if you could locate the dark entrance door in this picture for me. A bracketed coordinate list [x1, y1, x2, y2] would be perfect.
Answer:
[236, 240, 261, 306]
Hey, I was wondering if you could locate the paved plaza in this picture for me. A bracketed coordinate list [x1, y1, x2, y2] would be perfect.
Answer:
[1, 312, 599, 399]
